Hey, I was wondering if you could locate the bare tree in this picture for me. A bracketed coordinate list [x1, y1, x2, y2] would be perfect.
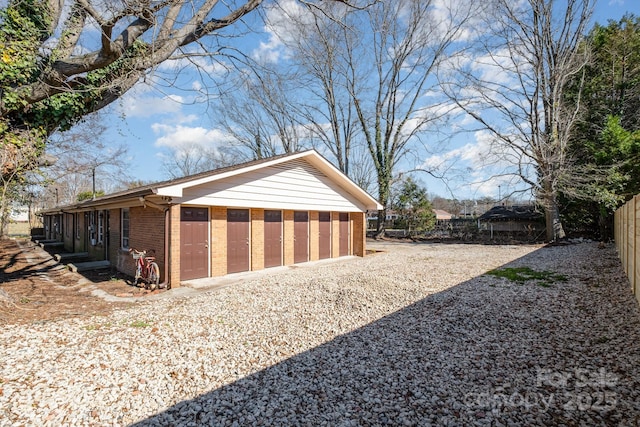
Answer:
[0, 145, 42, 237]
[161, 143, 237, 179]
[25, 115, 132, 213]
[348, 0, 473, 236]
[264, 0, 473, 236]
[269, 1, 359, 175]
[440, 0, 594, 241]
[0, 0, 266, 182]
[217, 69, 305, 160]
[0, 118, 123, 235]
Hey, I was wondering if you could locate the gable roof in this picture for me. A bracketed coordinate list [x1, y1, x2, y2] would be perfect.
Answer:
[478, 205, 543, 221]
[40, 150, 383, 213]
[433, 209, 452, 220]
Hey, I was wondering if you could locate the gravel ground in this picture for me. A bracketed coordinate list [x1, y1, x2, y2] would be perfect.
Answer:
[1, 241, 640, 426]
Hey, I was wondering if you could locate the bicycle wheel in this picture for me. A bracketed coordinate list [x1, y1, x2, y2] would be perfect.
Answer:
[149, 262, 160, 289]
[134, 265, 142, 286]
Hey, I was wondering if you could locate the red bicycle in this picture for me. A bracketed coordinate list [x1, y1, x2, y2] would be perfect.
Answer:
[129, 248, 160, 290]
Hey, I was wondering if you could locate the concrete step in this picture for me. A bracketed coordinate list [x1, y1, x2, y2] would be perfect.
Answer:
[67, 260, 111, 273]
[40, 241, 65, 249]
[34, 239, 58, 245]
[54, 252, 90, 262]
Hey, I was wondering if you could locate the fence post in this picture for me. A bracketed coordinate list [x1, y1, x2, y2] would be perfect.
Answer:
[635, 195, 640, 301]
[614, 197, 640, 305]
[630, 197, 636, 294]
[616, 208, 621, 253]
[622, 203, 627, 275]
[616, 208, 619, 254]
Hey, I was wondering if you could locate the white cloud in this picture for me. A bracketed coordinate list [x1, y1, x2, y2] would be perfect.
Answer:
[427, 0, 484, 44]
[252, 38, 284, 64]
[124, 94, 183, 118]
[152, 123, 235, 151]
[158, 53, 228, 75]
[252, 0, 313, 63]
[117, 82, 185, 118]
[420, 129, 534, 198]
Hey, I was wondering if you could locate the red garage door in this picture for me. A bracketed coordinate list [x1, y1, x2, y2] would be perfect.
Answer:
[294, 211, 309, 263]
[264, 210, 282, 268]
[181, 207, 209, 280]
[227, 209, 250, 274]
[318, 211, 331, 259]
[339, 212, 349, 256]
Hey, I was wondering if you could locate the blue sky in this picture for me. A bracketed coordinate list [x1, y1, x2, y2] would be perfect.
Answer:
[95, 0, 636, 201]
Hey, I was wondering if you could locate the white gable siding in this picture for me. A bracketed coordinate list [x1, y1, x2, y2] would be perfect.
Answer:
[176, 159, 366, 211]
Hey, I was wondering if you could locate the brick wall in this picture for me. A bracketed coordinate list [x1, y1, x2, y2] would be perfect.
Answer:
[169, 205, 181, 287]
[251, 209, 264, 271]
[352, 212, 365, 257]
[211, 206, 227, 277]
[331, 212, 340, 258]
[283, 210, 294, 265]
[129, 206, 165, 280]
[167, 205, 367, 284]
[309, 211, 319, 261]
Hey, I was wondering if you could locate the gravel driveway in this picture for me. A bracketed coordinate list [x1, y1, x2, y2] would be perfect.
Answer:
[2, 241, 640, 426]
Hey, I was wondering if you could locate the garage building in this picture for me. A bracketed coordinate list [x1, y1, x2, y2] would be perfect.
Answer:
[39, 150, 382, 288]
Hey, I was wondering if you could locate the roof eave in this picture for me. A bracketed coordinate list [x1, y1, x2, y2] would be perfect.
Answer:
[38, 188, 158, 215]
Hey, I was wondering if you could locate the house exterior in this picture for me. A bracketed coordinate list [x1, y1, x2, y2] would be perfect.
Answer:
[39, 150, 382, 288]
[366, 210, 402, 230]
[433, 209, 453, 226]
[478, 205, 545, 235]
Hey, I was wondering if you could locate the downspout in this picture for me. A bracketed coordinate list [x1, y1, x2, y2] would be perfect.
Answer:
[159, 206, 171, 290]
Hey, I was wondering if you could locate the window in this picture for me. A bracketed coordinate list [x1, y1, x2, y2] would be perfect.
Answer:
[75, 213, 80, 240]
[121, 208, 130, 249]
[89, 212, 96, 245]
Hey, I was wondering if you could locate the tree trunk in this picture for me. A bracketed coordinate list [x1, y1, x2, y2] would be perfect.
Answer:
[374, 174, 391, 239]
[598, 206, 613, 241]
[375, 207, 386, 239]
[0, 187, 10, 238]
[544, 196, 566, 241]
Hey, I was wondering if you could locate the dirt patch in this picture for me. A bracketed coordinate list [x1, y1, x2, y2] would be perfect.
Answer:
[0, 239, 164, 325]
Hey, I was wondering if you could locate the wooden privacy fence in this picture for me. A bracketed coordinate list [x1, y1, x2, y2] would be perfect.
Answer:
[614, 194, 640, 304]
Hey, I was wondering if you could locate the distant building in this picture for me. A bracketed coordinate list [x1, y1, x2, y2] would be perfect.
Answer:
[9, 203, 29, 222]
[478, 205, 545, 236]
[434, 209, 453, 221]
